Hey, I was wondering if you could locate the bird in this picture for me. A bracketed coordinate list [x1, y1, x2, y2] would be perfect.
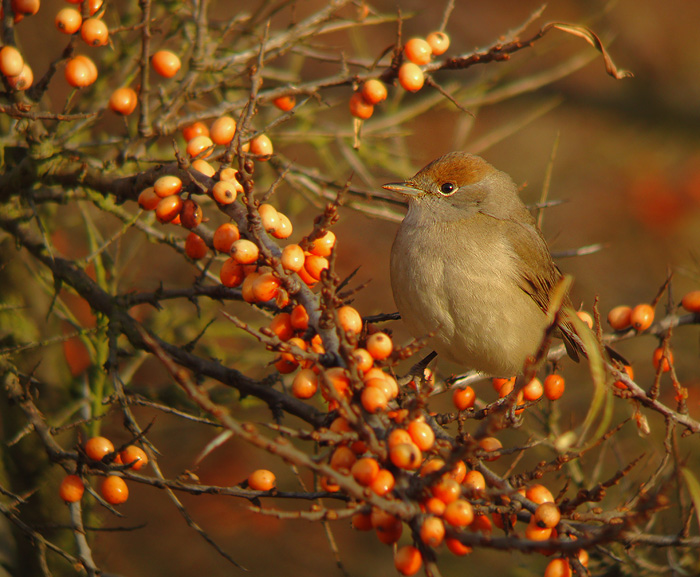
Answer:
[384, 151, 583, 377]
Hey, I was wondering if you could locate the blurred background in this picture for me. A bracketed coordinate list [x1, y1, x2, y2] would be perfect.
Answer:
[5, 0, 700, 575]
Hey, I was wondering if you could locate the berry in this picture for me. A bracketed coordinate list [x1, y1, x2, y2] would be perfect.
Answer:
[303, 254, 328, 281]
[0, 46, 23, 77]
[269, 312, 294, 341]
[534, 502, 560, 528]
[55, 8, 82, 34]
[155, 195, 183, 224]
[281, 244, 305, 272]
[351, 457, 380, 486]
[251, 272, 281, 302]
[522, 377, 543, 401]
[526, 483, 554, 504]
[85, 436, 114, 461]
[291, 369, 318, 399]
[369, 469, 395, 496]
[138, 187, 159, 210]
[407, 420, 434, 451]
[220, 259, 245, 287]
[389, 442, 422, 470]
[258, 203, 279, 233]
[463, 470, 486, 493]
[394, 545, 422, 576]
[213, 222, 240, 253]
[101, 475, 129, 505]
[211, 181, 239, 205]
[6, 64, 32, 90]
[151, 50, 181, 78]
[186, 135, 214, 158]
[543, 374, 565, 401]
[607, 305, 632, 330]
[478, 436, 502, 461]
[180, 199, 203, 229]
[80, 18, 108, 46]
[630, 303, 654, 331]
[64, 55, 97, 87]
[349, 91, 374, 119]
[366, 332, 393, 360]
[419, 516, 445, 547]
[185, 232, 207, 260]
[250, 134, 273, 159]
[426, 31, 450, 55]
[120, 445, 148, 471]
[308, 231, 336, 257]
[652, 346, 673, 372]
[445, 537, 472, 556]
[210, 116, 237, 145]
[59, 474, 85, 502]
[109, 87, 138, 115]
[453, 385, 475, 410]
[361, 79, 387, 105]
[443, 499, 474, 527]
[230, 239, 259, 264]
[681, 290, 700, 313]
[337, 305, 362, 334]
[404, 38, 432, 65]
[398, 62, 424, 92]
[273, 95, 296, 111]
[544, 559, 572, 577]
[273, 213, 293, 239]
[248, 469, 275, 491]
[182, 121, 208, 142]
[154, 175, 182, 198]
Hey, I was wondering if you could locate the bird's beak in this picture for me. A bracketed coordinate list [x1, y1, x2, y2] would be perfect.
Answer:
[382, 181, 421, 196]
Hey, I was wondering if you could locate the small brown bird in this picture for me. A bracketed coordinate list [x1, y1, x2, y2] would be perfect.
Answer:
[385, 152, 581, 376]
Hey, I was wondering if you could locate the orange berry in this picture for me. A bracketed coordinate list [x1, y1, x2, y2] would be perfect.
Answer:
[211, 181, 238, 205]
[388, 428, 413, 449]
[269, 312, 294, 341]
[431, 477, 461, 504]
[219, 258, 246, 287]
[272, 213, 293, 239]
[250, 134, 273, 159]
[209, 116, 237, 145]
[308, 230, 336, 257]
[448, 460, 467, 484]
[375, 517, 403, 545]
[273, 94, 296, 111]
[109, 87, 138, 115]
[279, 245, 303, 273]
[404, 38, 432, 65]
[352, 348, 373, 372]
[191, 159, 215, 177]
[351, 457, 380, 486]
[394, 545, 422, 576]
[419, 516, 445, 547]
[453, 385, 475, 410]
[85, 0, 102, 15]
[607, 305, 632, 330]
[54, 8, 83, 34]
[185, 232, 208, 260]
[463, 470, 486, 493]
[478, 436, 502, 461]
[0, 46, 23, 77]
[291, 369, 318, 399]
[212, 223, 240, 253]
[154, 175, 182, 198]
[352, 512, 373, 531]
[137, 187, 159, 210]
[348, 91, 374, 120]
[652, 346, 673, 372]
[151, 50, 181, 78]
[534, 502, 560, 528]
[366, 332, 393, 360]
[577, 548, 589, 567]
[543, 374, 565, 401]
[337, 305, 362, 334]
[525, 519, 552, 541]
[252, 272, 281, 302]
[319, 475, 340, 492]
[6, 63, 32, 90]
[303, 254, 329, 281]
[59, 474, 85, 502]
[398, 62, 424, 92]
[219, 167, 239, 182]
[492, 376, 515, 393]
[258, 203, 279, 233]
[182, 121, 209, 142]
[407, 420, 435, 451]
[426, 31, 450, 55]
[681, 290, 700, 313]
[389, 442, 422, 470]
[155, 195, 183, 224]
[369, 469, 395, 496]
[241, 271, 261, 303]
[80, 18, 108, 46]
[330, 446, 356, 471]
[230, 239, 259, 264]
[290, 304, 309, 331]
[64, 55, 97, 87]
[544, 559, 572, 577]
[526, 483, 554, 504]
[444, 499, 474, 527]
[361, 79, 387, 105]
[11, 0, 39, 16]
[324, 367, 351, 400]
[523, 377, 543, 402]
[85, 436, 114, 461]
[187, 135, 214, 158]
[120, 445, 148, 471]
[101, 475, 129, 505]
[248, 469, 275, 491]
[423, 496, 446, 516]
[630, 303, 654, 331]
[361, 385, 388, 414]
[445, 537, 472, 556]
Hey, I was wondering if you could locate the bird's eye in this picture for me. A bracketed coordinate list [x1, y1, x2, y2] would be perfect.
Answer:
[439, 182, 456, 195]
